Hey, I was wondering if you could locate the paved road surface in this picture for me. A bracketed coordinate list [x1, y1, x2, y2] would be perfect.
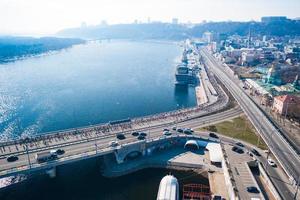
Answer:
[0, 107, 242, 176]
[200, 48, 300, 190]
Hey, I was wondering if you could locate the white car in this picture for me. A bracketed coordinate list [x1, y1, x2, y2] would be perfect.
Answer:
[268, 159, 276, 167]
[50, 149, 58, 155]
[49, 149, 65, 156]
[163, 131, 172, 136]
[109, 141, 119, 147]
[263, 150, 269, 154]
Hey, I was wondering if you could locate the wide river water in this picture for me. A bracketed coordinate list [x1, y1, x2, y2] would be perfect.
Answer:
[0, 40, 196, 141]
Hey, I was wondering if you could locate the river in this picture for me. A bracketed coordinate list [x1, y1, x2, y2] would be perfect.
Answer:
[0, 40, 196, 141]
[0, 157, 208, 200]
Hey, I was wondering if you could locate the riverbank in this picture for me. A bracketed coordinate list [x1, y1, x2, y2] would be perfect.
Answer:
[0, 36, 85, 63]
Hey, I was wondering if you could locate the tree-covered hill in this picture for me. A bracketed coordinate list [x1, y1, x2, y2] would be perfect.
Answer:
[57, 20, 300, 40]
[0, 36, 85, 63]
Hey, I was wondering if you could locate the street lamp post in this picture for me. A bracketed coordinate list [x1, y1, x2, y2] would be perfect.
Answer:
[95, 141, 98, 154]
[25, 144, 31, 169]
[294, 176, 300, 200]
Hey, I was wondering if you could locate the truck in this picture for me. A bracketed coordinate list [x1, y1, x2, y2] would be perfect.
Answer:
[35, 151, 57, 163]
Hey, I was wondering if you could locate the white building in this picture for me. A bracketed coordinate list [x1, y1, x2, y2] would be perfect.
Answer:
[157, 175, 179, 200]
[203, 31, 213, 43]
[172, 18, 178, 24]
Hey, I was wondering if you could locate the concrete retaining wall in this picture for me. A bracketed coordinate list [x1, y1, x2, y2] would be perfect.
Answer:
[222, 159, 238, 200]
[221, 142, 239, 200]
[258, 163, 282, 200]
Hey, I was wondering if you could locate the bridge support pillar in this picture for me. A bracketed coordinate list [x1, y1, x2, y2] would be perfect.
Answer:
[46, 167, 56, 178]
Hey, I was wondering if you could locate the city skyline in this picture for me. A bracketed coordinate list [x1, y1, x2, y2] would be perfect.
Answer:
[0, 0, 300, 36]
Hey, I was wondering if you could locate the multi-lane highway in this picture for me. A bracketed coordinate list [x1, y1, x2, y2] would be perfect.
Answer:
[200, 48, 300, 184]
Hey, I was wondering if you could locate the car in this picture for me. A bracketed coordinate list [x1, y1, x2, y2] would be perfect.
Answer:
[213, 195, 222, 200]
[183, 129, 192, 135]
[137, 135, 145, 140]
[172, 127, 177, 131]
[247, 186, 260, 193]
[209, 132, 219, 138]
[139, 132, 147, 137]
[163, 131, 172, 136]
[116, 133, 126, 140]
[232, 146, 244, 154]
[177, 128, 183, 133]
[56, 149, 65, 155]
[268, 159, 276, 167]
[7, 155, 18, 162]
[235, 142, 244, 147]
[131, 131, 139, 137]
[109, 141, 119, 147]
[35, 152, 57, 163]
[263, 150, 270, 154]
[163, 128, 169, 132]
[187, 128, 194, 133]
[50, 149, 65, 155]
[251, 148, 261, 156]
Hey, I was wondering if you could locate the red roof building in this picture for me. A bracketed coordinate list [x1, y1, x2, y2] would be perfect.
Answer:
[272, 95, 300, 117]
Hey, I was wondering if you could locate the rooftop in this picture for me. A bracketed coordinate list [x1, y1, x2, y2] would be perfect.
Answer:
[274, 94, 300, 103]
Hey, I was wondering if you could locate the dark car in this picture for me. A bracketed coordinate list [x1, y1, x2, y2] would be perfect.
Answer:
[177, 128, 183, 133]
[56, 149, 65, 155]
[209, 132, 219, 139]
[163, 128, 169, 132]
[139, 132, 147, 137]
[131, 132, 139, 137]
[163, 131, 172, 136]
[232, 146, 244, 154]
[247, 186, 260, 193]
[184, 129, 192, 135]
[7, 155, 18, 162]
[172, 127, 177, 131]
[137, 135, 145, 140]
[116, 133, 126, 140]
[213, 195, 222, 200]
[235, 142, 244, 147]
[251, 148, 261, 156]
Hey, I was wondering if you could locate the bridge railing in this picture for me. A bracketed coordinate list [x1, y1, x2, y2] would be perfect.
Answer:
[0, 145, 114, 178]
[0, 134, 217, 178]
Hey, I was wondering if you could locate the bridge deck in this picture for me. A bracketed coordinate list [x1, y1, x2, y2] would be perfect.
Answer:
[0, 107, 243, 178]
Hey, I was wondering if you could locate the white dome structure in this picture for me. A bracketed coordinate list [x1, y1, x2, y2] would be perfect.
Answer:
[184, 140, 200, 150]
[156, 175, 179, 200]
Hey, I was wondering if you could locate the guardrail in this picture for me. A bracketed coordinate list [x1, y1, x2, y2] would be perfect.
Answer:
[0, 135, 217, 178]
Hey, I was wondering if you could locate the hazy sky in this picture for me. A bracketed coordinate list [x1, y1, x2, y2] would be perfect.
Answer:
[1, 0, 299, 35]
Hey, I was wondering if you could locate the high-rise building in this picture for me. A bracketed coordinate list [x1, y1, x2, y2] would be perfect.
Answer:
[203, 31, 213, 43]
[81, 22, 87, 28]
[263, 35, 267, 42]
[172, 18, 179, 24]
